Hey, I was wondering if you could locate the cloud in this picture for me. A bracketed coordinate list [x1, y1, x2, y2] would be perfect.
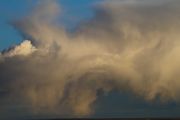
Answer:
[2, 40, 36, 57]
[1, 0, 180, 117]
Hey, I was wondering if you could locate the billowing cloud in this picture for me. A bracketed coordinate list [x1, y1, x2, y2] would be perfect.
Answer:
[1, 0, 180, 117]
[2, 40, 36, 57]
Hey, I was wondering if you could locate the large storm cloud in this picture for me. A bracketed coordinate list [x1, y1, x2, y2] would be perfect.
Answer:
[1, 0, 180, 117]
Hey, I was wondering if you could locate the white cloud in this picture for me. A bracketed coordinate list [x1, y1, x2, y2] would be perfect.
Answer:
[3, 40, 36, 57]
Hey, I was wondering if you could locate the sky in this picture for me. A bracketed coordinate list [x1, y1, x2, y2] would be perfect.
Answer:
[1, 0, 180, 119]
[0, 0, 100, 51]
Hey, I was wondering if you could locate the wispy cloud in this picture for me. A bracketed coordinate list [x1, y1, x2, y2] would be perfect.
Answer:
[0, 0, 180, 117]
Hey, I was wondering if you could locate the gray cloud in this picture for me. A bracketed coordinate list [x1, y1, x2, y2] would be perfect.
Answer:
[1, 0, 180, 117]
